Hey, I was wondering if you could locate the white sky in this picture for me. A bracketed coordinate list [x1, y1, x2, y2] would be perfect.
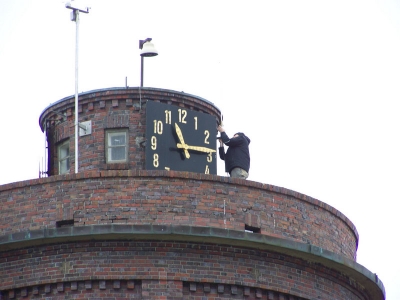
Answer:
[1, 1, 399, 298]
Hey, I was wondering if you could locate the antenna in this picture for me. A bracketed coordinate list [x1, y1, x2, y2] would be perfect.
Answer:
[65, 2, 90, 174]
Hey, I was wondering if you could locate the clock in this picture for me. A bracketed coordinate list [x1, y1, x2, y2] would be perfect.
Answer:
[145, 100, 217, 174]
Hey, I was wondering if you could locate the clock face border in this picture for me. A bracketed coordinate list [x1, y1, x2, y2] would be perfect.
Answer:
[145, 100, 217, 174]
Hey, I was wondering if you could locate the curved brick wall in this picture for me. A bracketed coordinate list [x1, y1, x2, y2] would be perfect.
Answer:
[39, 87, 221, 175]
[0, 239, 382, 299]
[34, 87, 359, 258]
[0, 87, 385, 299]
[0, 171, 358, 260]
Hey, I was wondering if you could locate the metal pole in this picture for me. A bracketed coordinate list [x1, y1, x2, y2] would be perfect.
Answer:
[140, 56, 144, 87]
[74, 10, 80, 174]
[66, 3, 89, 173]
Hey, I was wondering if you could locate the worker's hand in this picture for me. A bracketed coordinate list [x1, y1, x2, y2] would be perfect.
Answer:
[217, 125, 225, 133]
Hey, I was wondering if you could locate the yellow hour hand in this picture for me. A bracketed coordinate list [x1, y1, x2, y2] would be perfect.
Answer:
[177, 143, 216, 153]
[174, 123, 190, 158]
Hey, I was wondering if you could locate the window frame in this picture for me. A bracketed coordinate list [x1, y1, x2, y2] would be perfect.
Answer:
[105, 129, 129, 163]
[57, 139, 70, 174]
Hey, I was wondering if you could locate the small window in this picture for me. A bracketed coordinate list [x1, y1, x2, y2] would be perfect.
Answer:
[58, 140, 70, 174]
[106, 129, 128, 163]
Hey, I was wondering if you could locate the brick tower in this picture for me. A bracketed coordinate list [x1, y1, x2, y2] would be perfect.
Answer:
[0, 87, 385, 299]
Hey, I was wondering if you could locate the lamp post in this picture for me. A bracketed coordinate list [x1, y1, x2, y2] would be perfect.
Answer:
[65, 2, 89, 174]
[139, 38, 158, 87]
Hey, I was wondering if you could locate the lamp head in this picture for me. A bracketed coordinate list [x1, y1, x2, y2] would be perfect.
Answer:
[140, 40, 158, 57]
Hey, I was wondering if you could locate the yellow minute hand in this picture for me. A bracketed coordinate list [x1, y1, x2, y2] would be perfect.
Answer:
[174, 123, 190, 158]
[177, 143, 216, 153]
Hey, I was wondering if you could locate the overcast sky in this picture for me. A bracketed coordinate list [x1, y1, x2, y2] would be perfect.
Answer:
[1, 1, 399, 298]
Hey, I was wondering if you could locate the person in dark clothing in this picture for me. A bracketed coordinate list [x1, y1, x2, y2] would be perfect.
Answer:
[217, 125, 251, 179]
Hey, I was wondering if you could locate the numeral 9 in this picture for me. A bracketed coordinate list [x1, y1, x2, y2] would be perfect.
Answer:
[151, 136, 157, 150]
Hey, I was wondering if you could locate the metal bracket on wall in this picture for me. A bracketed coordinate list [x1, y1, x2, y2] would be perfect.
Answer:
[79, 120, 92, 136]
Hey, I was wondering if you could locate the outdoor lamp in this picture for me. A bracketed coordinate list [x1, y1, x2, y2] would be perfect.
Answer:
[139, 38, 158, 87]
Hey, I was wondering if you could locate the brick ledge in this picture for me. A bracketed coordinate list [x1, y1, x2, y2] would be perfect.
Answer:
[0, 224, 384, 299]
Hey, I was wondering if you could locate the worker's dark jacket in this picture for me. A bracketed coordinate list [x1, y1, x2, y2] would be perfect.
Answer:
[218, 132, 250, 174]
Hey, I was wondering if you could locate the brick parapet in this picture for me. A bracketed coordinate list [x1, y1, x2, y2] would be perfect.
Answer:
[0, 170, 358, 260]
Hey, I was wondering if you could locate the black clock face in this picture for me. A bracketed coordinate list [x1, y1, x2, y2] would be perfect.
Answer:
[145, 100, 217, 174]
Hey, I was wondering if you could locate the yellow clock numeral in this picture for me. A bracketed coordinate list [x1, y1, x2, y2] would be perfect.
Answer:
[151, 136, 157, 150]
[207, 152, 213, 162]
[153, 120, 163, 134]
[194, 116, 198, 130]
[153, 153, 159, 167]
[205, 165, 209, 174]
[204, 130, 210, 144]
[178, 109, 187, 123]
[165, 110, 171, 124]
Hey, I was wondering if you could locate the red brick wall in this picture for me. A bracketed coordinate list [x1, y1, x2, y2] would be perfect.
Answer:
[33, 87, 358, 258]
[0, 241, 369, 300]
[0, 87, 382, 299]
[1, 280, 142, 300]
[0, 170, 358, 260]
[39, 88, 221, 175]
